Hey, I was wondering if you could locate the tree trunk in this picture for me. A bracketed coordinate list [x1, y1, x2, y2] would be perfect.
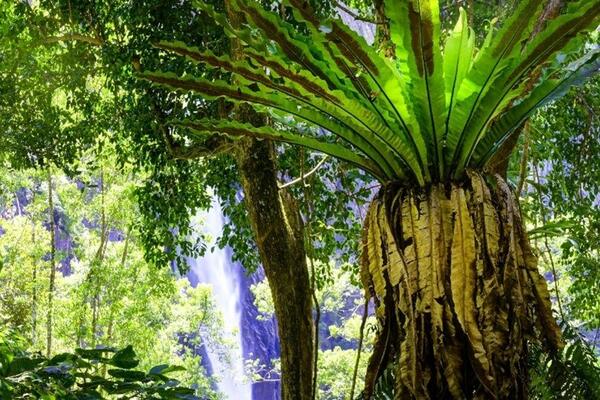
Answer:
[31, 222, 38, 347]
[361, 172, 561, 399]
[236, 137, 314, 400]
[224, 1, 315, 397]
[46, 169, 56, 358]
[91, 293, 100, 348]
[373, 0, 394, 58]
[91, 170, 108, 348]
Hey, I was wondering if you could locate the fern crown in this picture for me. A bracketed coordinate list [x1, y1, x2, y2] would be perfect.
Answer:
[142, 0, 600, 186]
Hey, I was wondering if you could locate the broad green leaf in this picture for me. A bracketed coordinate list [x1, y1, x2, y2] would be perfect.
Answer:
[75, 348, 115, 360]
[453, 0, 599, 176]
[109, 346, 138, 369]
[107, 369, 146, 381]
[385, 0, 446, 179]
[159, 0, 600, 185]
[284, 0, 429, 179]
[149, 364, 186, 376]
[7, 357, 45, 376]
[442, 8, 474, 164]
[193, 0, 268, 53]
[174, 118, 388, 180]
[139, 70, 418, 179]
[446, 0, 544, 175]
[527, 219, 576, 240]
[474, 47, 600, 167]
[228, 0, 347, 93]
[154, 39, 418, 179]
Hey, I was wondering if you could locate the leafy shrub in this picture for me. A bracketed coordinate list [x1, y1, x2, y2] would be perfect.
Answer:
[0, 329, 200, 399]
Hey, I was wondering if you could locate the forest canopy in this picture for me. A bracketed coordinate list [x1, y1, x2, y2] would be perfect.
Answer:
[0, 0, 599, 399]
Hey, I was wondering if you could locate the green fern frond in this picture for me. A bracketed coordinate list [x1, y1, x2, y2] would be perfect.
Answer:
[141, 0, 600, 185]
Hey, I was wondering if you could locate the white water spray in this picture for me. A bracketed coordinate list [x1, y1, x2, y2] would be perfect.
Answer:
[188, 198, 252, 400]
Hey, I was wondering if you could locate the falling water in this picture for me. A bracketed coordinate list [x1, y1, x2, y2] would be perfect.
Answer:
[187, 198, 253, 400]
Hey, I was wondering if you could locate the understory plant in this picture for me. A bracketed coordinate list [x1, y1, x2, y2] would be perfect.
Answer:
[0, 327, 198, 399]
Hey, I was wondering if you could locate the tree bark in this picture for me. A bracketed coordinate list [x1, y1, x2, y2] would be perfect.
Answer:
[223, 2, 315, 398]
[46, 169, 56, 358]
[31, 222, 38, 347]
[236, 138, 314, 400]
[373, 0, 394, 58]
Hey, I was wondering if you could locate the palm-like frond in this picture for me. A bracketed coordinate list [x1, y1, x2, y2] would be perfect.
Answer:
[140, 0, 600, 186]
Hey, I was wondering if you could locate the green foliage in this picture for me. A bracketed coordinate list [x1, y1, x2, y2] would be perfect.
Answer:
[1, 1, 599, 398]
[565, 255, 600, 328]
[529, 322, 600, 400]
[0, 160, 224, 398]
[519, 73, 600, 332]
[0, 1, 100, 171]
[0, 0, 373, 277]
[0, 0, 220, 269]
[356, 366, 395, 400]
[251, 266, 378, 397]
[143, 0, 599, 184]
[0, 328, 199, 400]
[317, 346, 370, 400]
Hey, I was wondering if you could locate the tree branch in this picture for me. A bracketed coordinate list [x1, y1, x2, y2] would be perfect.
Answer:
[44, 32, 103, 46]
[149, 95, 235, 160]
[278, 155, 329, 189]
[350, 296, 370, 400]
[162, 128, 236, 160]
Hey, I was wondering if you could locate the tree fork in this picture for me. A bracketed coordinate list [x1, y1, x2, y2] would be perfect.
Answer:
[361, 172, 562, 399]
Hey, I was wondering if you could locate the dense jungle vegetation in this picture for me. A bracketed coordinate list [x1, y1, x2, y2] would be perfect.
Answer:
[0, 0, 599, 399]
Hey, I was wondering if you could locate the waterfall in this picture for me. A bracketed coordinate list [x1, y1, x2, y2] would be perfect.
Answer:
[187, 198, 253, 400]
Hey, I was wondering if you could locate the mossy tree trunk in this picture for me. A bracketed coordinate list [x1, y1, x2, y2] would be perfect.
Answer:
[362, 172, 561, 399]
[224, 1, 315, 397]
[236, 137, 314, 400]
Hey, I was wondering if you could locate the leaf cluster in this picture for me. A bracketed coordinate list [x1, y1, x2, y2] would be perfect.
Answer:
[0, 328, 199, 400]
[142, 0, 600, 185]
